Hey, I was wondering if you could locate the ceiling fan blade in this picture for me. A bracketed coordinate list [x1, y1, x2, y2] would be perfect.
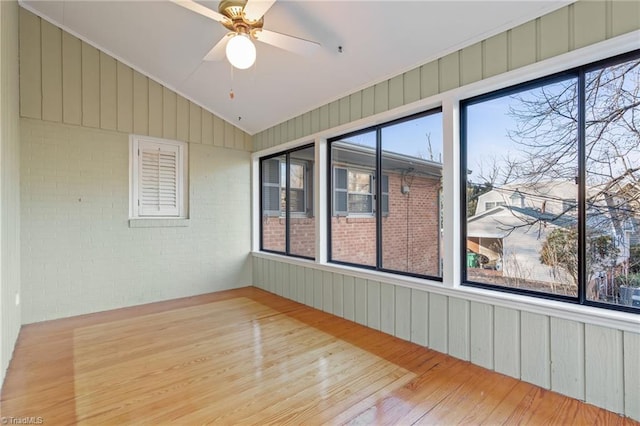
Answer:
[203, 34, 232, 61]
[254, 29, 320, 56]
[243, 0, 276, 22]
[170, 0, 229, 24]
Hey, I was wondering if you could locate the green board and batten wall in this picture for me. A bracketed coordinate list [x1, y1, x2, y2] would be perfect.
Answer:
[18, 8, 251, 151]
[251, 0, 640, 421]
[17, 8, 253, 324]
[253, 1, 639, 149]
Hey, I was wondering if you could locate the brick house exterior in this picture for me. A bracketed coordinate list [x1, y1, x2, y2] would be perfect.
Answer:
[263, 169, 442, 277]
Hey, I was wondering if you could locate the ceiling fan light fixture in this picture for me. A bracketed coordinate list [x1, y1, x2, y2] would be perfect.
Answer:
[226, 33, 256, 69]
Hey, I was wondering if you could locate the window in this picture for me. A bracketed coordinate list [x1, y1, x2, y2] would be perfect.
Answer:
[260, 144, 315, 258]
[348, 169, 374, 214]
[329, 109, 443, 278]
[262, 156, 283, 217]
[129, 135, 187, 218]
[462, 50, 640, 312]
[333, 167, 386, 216]
[288, 162, 307, 214]
[263, 158, 309, 217]
[485, 201, 506, 210]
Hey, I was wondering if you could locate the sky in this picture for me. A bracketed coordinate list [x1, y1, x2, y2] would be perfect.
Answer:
[465, 96, 520, 184]
[341, 112, 444, 163]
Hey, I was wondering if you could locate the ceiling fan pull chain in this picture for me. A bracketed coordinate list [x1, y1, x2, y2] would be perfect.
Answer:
[229, 63, 235, 100]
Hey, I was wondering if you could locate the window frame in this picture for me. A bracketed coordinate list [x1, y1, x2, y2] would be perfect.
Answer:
[460, 49, 640, 314]
[259, 143, 315, 259]
[347, 168, 375, 215]
[129, 134, 188, 219]
[332, 166, 384, 217]
[261, 157, 310, 218]
[287, 160, 309, 216]
[252, 38, 639, 325]
[328, 108, 444, 281]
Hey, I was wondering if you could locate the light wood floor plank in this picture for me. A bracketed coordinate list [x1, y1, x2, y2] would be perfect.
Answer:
[1, 287, 637, 425]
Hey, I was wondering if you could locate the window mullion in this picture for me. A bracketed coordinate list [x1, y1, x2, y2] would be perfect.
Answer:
[577, 69, 587, 305]
[376, 127, 383, 270]
[285, 154, 291, 255]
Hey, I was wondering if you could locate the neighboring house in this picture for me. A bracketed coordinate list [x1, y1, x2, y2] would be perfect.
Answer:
[468, 180, 639, 293]
[474, 181, 578, 217]
[467, 204, 576, 286]
[262, 141, 443, 277]
[469, 180, 578, 281]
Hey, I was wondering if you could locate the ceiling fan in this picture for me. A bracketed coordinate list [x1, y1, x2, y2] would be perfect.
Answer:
[171, 0, 321, 69]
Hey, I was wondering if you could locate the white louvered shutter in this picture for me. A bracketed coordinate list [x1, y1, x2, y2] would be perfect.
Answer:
[138, 141, 180, 217]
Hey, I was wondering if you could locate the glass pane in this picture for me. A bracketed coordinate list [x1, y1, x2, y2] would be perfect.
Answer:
[290, 164, 304, 190]
[381, 112, 443, 277]
[261, 155, 286, 252]
[280, 162, 287, 212]
[585, 58, 640, 309]
[331, 131, 376, 266]
[348, 193, 373, 214]
[288, 162, 306, 214]
[348, 171, 372, 193]
[289, 146, 315, 258]
[465, 77, 579, 296]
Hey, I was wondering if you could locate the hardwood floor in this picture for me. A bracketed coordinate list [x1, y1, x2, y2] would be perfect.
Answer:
[1, 287, 636, 425]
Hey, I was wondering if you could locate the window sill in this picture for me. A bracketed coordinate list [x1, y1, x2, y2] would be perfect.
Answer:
[129, 218, 190, 228]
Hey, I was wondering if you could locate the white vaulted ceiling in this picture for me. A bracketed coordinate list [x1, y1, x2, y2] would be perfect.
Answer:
[20, 0, 571, 135]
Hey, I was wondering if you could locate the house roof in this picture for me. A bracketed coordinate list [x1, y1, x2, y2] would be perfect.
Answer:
[332, 141, 442, 178]
[508, 206, 577, 228]
[467, 205, 577, 239]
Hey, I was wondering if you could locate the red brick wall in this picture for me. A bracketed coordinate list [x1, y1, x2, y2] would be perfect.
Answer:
[262, 216, 315, 258]
[331, 216, 377, 266]
[290, 218, 315, 257]
[262, 216, 286, 252]
[262, 172, 441, 277]
[381, 174, 441, 276]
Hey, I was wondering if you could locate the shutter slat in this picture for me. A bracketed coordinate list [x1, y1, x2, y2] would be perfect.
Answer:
[137, 140, 180, 217]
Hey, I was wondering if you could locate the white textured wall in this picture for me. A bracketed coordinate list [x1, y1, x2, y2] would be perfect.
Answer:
[21, 119, 251, 323]
[1, 0, 21, 384]
[17, 8, 254, 325]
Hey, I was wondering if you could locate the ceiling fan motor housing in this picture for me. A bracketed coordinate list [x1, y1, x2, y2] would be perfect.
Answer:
[219, 0, 264, 36]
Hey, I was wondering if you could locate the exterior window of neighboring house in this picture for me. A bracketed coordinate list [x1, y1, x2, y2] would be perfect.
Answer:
[262, 156, 283, 217]
[333, 168, 388, 216]
[129, 135, 188, 219]
[348, 169, 374, 214]
[485, 201, 506, 210]
[288, 162, 307, 214]
[462, 50, 640, 312]
[263, 159, 310, 217]
[260, 144, 315, 259]
[509, 191, 524, 207]
[329, 108, 443, 279]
